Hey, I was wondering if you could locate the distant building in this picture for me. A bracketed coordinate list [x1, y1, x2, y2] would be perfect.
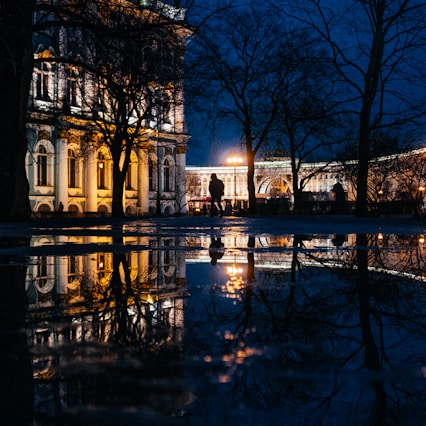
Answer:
[26, 0, 190, 216]
[186, 148, 426, 215]
[186, 159, 353, 214]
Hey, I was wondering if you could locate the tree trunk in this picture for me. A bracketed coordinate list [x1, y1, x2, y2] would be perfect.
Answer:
[246, 148, 257, 214]
[356, 113, 371, 217]
[356, 8, 385, 218]
[111, 161, 126, 217]
[0, 0, 34, 221]
[356, 233, 386, 423]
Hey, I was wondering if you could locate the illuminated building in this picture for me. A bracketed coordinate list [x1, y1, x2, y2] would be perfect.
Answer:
[26, 1, 191, 216]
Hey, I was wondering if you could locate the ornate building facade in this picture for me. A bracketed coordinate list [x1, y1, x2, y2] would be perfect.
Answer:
[26, 0, 190, 216]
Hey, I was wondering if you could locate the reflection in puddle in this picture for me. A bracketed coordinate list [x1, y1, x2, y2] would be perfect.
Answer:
[1, 232, 426, 424]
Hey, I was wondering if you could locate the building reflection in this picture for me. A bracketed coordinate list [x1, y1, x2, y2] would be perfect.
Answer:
[26, 231, 426, 330]
[26, 234, 187, 347]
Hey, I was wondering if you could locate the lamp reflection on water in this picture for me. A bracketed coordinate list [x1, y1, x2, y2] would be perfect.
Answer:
[222, 262, 245, 301]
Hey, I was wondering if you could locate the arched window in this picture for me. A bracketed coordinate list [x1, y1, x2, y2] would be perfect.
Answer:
[68, 148, 77, 188]
[97, 152, 106, 189]
[37, 145, 48, 186]
[164, 159, 170, 192]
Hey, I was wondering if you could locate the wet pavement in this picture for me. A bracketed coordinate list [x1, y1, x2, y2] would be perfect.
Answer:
[0, 214, 426, 425]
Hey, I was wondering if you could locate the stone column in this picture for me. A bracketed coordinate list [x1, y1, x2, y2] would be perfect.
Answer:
[86, 145, 97, 212]
[138, 142, 150, 215]
[176, 144, 187, 215]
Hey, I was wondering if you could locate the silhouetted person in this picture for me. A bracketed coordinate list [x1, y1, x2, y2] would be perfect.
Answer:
[209, 237, 225, 265]
[209, 173, 224, 217]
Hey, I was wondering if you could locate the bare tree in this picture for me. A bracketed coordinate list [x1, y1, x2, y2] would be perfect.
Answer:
[272, 31, 343, 211]
[84, 4, 187, 216]
[187, 2, 290, 214]
[278, 0, 426, 217]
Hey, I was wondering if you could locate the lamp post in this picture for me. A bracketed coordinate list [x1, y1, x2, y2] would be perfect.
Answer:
[227, 156, 243, 211]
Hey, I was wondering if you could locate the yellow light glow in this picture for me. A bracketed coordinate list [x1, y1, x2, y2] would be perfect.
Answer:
[227, 156, 243, 165]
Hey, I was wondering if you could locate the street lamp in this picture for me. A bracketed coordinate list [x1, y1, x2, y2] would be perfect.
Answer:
[227, 156, 243, 211]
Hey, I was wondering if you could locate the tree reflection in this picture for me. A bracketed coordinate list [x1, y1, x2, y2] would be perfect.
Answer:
[188, 232, 426, 424]
[356, 233, 386, 425]
[0, 241, 33, 424]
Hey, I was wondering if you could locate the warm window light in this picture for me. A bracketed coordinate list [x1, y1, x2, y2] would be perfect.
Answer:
[419, 235, 425, 244]
[99, 162, 104, 169]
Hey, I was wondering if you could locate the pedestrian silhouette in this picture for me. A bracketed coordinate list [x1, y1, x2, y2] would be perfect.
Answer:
[209, 237, 225, 265]
[209, 173, 224, 217]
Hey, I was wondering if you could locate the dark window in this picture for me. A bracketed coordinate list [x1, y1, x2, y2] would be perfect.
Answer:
[68, 255, 76, 283]
[36, 64, 50, 101]
[36, 256, 48, 288]
[126, 163, 133, 190]
[67, 78, 79, 107]
[164, 159, 170, 192]
[149, 158, 154, 191]
[97, 152, 106, 189]
[37, 145, 47, 186]
[68, 148, 76, 188]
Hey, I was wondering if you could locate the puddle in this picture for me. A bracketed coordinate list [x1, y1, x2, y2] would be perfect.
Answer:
[0, 221, 426, 425]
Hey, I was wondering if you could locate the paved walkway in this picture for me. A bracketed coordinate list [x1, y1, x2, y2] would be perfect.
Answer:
[0, 214, 424, 238]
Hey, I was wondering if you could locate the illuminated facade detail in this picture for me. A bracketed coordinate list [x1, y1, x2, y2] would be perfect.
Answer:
[26, 1, 190, 216]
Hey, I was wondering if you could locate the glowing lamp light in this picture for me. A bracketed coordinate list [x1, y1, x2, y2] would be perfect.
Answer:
[227, 157, 243, 165]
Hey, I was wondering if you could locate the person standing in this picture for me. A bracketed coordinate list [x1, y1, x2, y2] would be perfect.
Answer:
[209, 173, 224, 216]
